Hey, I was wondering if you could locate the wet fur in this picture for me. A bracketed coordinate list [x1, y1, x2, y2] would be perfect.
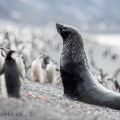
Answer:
[56, 23, 120, 110]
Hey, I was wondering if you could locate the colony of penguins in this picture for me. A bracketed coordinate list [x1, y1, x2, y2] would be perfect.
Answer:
[0, 24, 119, 100]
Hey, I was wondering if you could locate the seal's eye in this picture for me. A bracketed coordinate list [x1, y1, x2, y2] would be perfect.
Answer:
[63, 27, 67, 30]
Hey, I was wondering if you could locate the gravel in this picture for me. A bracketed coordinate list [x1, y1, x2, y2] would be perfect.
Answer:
[0, 79, 119, 120]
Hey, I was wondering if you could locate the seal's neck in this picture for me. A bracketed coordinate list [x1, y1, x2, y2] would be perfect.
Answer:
[61, 33, 90, 73]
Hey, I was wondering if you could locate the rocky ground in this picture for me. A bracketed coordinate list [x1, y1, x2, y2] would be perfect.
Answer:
[0, 79, 120, 120]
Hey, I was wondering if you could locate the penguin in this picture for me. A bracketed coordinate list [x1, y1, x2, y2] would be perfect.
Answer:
[0, 51, 21, 99]
[0, 48, 8, 98]
[42, 55, 51, 66]
[0, 48, 6, 98]
[4, 31, 9, 40]
[10, 43, 17, 51]
[17, 43, 24, 52]
[0, 48, 5, 70]
[55, 74, 63, 86]
[31, 53, 45, 82]
[21, 46, 32, 62]
[45, 60, 57, 85]
[3, 39, 10, 49]
[114, 80, 120, 93]
[15, 53, 26, 84]
[111, 54, 117, 60]
[107, 78, 120, 93]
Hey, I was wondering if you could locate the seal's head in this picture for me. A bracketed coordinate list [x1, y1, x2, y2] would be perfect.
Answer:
[56, 23, 79, 40]
[56, 23, 89, 73]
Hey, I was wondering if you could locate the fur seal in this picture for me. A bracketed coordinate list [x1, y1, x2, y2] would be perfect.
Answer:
[56, 23, 120, 110]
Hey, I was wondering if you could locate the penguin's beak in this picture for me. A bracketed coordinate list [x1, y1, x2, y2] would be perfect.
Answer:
[56, 23, 62, 35]
[42, 54, 45, 58]
[40, 54, 45, 59]
[53, 62, 57, 65]
[51, 60, 57, 65]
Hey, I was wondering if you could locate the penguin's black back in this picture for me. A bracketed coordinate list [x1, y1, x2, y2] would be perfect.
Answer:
[4, 51, 21, 98]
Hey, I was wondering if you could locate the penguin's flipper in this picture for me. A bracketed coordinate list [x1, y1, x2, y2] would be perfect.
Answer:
[0, 67, 4, 75]
[18, 71, 24, 84]
[103, 73, 108, 80]
[42, 65, 48, 74]
[42, 65, 46, 69]
[26, 65, 31, 71]
[56, 75, 61, 81]
[56, 68, 60, 72]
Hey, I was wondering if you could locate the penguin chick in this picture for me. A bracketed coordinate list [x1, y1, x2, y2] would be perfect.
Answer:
[10, 43, 17, 51]
[55, 74, 63, 86]
[0, 51, 21, 99]
[3, 39, 10, 49]
[22, 47, 31, 62]
[45, 60, 57, 85]
[42, 55, 51, 66]
[15, 54, 26, 84]
[31, 53, 45, 82]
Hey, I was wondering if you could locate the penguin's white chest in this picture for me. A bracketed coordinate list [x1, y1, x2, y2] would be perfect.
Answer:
[22, 48, 31, 62]
[31, 61, 43, 82]
[46, 65, 56, 84]
[16, 57, 26, 78]
[0, 74, 8, 98]
[0, 52, 5, 71]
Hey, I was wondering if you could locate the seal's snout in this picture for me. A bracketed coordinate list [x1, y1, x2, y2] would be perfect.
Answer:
[56, 23, 62, 34]
[56, 23, 62, 28]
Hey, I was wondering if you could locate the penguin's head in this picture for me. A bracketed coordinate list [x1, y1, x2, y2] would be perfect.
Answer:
[0, 48, 6, 57]
[50, 60, 57, 65]
[6, 50, 18, 60]
[0, 47, 9, 57]
[43, 55, 51, 65]
[56, 23, 79, 40]
[39, 53, 45, 59]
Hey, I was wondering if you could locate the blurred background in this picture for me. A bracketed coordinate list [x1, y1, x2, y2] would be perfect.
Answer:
[0, 0, 120, 78]
[0, 0, 120, 33]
